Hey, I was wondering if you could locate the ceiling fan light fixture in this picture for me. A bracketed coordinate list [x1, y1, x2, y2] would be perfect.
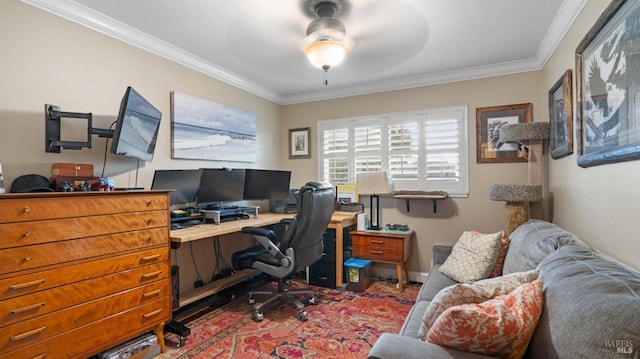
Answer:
[304, 39, 347, 70]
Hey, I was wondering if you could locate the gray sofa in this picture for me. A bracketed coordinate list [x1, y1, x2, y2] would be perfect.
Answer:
[368, 220, 640, 359]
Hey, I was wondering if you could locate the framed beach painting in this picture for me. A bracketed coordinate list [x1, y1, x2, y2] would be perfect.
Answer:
[171, 92, 256, 162]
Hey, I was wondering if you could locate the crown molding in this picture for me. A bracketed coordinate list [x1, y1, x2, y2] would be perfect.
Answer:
[21, 0, 284, 104]
[23, 0, 587, 106]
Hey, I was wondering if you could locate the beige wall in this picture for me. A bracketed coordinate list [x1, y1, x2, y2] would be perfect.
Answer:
[282, 73, 543, 275]
[1, 0, 638, 289]
[0, 0, 282, 294]
[542, 0, 640, 270]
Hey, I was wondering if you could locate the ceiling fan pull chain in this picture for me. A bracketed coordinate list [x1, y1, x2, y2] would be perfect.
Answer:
[323, 65, 329, 85]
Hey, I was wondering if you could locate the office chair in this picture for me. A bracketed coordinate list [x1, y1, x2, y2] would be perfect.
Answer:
[231, 182, 335, 322]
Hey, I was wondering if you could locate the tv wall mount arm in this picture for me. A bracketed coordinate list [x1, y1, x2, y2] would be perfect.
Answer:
[45, 104, 114, 153]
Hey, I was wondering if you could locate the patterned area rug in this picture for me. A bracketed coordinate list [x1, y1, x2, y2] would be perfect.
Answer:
[159, 280, 419, 358]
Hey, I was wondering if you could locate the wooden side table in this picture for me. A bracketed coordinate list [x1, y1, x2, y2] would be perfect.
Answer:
[350, 230, 415, 292]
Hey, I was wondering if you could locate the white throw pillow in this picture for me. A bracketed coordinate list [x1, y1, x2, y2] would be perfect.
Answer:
[417, 269, 539, 340]
[438, 231, 503, 283]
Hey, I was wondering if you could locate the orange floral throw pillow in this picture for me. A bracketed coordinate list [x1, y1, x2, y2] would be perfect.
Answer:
[426, 279, 544, 359]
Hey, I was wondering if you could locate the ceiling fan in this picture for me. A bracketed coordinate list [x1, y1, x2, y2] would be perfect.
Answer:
[303, 0, 352, 84]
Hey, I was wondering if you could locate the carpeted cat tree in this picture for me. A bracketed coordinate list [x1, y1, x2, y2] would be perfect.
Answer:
[490, 122, 549, 235]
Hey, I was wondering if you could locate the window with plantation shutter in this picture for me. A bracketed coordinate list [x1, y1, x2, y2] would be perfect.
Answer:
[318, 106, 469, 197]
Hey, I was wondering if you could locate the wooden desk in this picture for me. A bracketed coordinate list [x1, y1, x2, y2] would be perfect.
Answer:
[329, 212, 357, 288]
[351, 230, 415, 292]
[169, 211, 356, 305]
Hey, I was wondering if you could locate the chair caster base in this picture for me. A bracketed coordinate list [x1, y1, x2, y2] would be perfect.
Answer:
[297, 310, 308, 321]
[252, 311, 264, 322]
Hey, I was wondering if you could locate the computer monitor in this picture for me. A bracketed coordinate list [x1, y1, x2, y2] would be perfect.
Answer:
[197, 168, 246, 208]
[243, 169, 292, 200]
[110, 86, 162, 161]
[151, 169, 201, 206]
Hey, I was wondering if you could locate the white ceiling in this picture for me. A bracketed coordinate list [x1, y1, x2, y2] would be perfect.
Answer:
[24, 0, 587, 105]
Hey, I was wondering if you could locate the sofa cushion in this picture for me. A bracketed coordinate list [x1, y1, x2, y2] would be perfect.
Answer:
[399, 300, 431, 339]
[439, 231, 503, 283]
[502, 220, 578, 275]
[527, 245, 640, 359]
[418, 264, 458, 302]
[427, 279, 544, 359]
[417, 269, 539, 339]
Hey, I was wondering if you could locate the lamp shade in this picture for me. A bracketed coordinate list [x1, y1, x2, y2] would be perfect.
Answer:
[355, 172, 392, 195]
[304, 40, 347, 69]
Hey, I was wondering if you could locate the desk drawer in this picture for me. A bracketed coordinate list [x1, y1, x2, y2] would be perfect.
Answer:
[0, 281, 169, 354]
[0, 262, 169, 327]
[0, 194, 168, 223]
[0, 298, 170, 359]
[0, 247, 168, 300]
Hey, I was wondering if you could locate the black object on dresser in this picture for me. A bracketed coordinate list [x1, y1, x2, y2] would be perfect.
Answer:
[309, 227, 352, 289]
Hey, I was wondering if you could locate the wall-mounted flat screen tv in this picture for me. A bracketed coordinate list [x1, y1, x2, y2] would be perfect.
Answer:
[110, 86, 162, 161]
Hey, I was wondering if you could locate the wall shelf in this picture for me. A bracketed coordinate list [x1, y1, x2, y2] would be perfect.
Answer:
[392, 191, 448, 213]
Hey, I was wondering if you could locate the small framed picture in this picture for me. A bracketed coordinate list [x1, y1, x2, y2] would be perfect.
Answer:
[548, 69, 573, 159]
[289, 127, 311, 159]
[476, 103, 532, 163]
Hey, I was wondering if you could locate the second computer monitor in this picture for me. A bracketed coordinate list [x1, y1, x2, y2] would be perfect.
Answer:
[197, 168, 246, 208]
[243, 169, 292, 200]
[151, 169, 201, 206]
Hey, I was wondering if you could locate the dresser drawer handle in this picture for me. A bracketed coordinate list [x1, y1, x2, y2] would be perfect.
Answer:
[23, 206, 31, 213]
[141, 271, 162, 279]
[23, 255, 32, 262]
[370, 240, 384, 245]
[11, 302, 45, 314]
[11, 326, 47, 341]
[30, 355, 47, 359]
[146, 200, 152, 207]
[24, 231, 31, 237]
[10, 279, 45, 290]
[147, 219, 154, 225]
[143, 309, 162, 318]
[141, 254, 161, 261]
[371, 250, 384, 255]
[142, 289, 162, 298]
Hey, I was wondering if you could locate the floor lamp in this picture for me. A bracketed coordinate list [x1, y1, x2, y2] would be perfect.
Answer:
[355, 172, 392, 230]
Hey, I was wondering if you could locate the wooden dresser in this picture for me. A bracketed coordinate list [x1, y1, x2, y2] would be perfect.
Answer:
[0, 191, 172, 359]
[351, 230, 415, 293]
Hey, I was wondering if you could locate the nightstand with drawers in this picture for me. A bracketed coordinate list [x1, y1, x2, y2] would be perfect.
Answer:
[350, 230, 415, 292]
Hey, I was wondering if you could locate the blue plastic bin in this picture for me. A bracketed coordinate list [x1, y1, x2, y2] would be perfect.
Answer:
[344, 258, 372, 292]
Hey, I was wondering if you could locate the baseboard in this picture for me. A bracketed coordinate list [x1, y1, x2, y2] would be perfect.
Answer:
[368, 264, 429, 284]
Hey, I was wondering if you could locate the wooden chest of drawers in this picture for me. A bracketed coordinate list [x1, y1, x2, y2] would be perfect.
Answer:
[351, 230, 415, 292]
[0, 191, 172, 359]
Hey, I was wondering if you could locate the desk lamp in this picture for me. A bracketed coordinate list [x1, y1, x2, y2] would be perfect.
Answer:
[355, 172, 392, 230]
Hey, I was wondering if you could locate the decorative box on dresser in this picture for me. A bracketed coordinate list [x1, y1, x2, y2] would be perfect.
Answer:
[0, 190, 172, 359]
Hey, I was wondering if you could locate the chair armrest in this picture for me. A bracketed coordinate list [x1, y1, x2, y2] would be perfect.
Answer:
[242, 226, 276, 240]
[280, 218, 294, 225]
[432, 242, 454, 266]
